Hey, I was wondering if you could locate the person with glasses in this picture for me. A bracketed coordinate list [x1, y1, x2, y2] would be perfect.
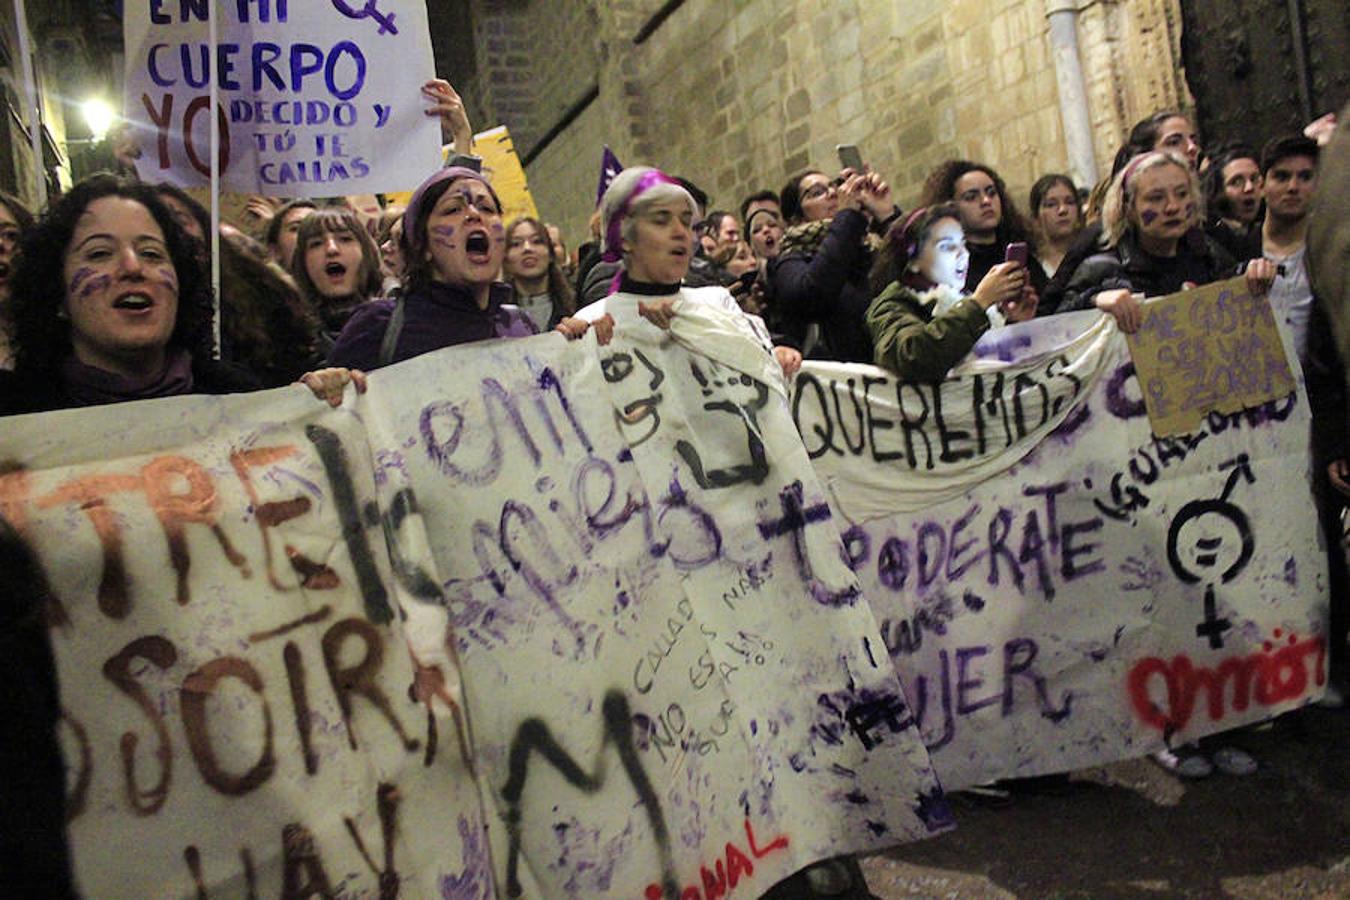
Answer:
[767, 166, 900, 361]
[919, 160, 1047, 298]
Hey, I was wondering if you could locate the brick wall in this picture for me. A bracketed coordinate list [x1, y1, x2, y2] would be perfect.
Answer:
[455, 0, 1191, 253]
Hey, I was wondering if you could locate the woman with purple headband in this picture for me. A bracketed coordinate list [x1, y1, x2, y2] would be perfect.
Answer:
[565, 166, 802, 378]
[319, 166, 594, 382]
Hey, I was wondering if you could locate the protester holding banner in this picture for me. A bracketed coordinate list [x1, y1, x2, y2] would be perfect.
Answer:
[326, 166, 544, 371]
[572, 165, 803, 379]
[1058, 150, 1276, 334]
[0, 192, 35, 370]
[503, 216, 577, 330]
[291, 207, 384, 357]
[0, 176, 262, 414]
[865, 203, 1035, 382]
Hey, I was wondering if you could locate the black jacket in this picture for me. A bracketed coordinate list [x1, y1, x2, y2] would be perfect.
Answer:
[0, 356, 260, 417]
[1057, 229, 1238, 313]
[766, 209, 875, 363]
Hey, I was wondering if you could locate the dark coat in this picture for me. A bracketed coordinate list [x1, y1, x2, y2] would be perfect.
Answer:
[1058, 229, 1238, 313]
[766, 209, 875, 363]
[865, 281, 991, 383]
[0, 356, 259, 417]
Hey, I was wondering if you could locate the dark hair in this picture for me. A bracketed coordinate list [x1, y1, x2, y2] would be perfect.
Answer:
[1112, 110, 1189, 174]
[504, 216, 576, 318]
[0, 192, 36, 234]
[1202, 143, 1260, 219]
[779, 168, 826, 224]
[290, 207, 383, 306]
[150, 183, 210, 241]
[702, 210, 735, 239]
[10, 174, 214, 375]
[739, 190, 779, 227]
[265, 198, 318, 248]
[918, 160, 1033, 247]
[869, 202, 961, 295]
[217, 231, 319, 386]
[1260, 134, 1319, 175]
[672, 176, 709, 217]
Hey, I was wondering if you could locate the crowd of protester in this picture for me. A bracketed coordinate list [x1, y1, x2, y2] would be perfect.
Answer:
[0, 72, 1345, 897]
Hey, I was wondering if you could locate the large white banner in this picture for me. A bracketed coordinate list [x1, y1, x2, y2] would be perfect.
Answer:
[793, 310, 1329, 789]
[122, 0, 443, 195]
[0, 306, 947, 897]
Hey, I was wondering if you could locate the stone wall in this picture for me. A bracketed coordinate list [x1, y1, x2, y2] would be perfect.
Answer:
[453, 0, 1192, 251]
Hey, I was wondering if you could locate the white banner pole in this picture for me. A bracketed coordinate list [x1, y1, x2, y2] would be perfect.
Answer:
[208, 0, 222, 358]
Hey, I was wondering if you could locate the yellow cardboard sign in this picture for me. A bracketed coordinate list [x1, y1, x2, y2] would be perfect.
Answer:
[1125, 276, 1297, 436]
[384, 125, 538, 223]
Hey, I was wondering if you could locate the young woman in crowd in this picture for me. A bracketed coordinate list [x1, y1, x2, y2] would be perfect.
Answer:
[1029, 174, 1084, 278]
[919, 160, 1047, 296]
[1, 175, 259, 414]
[767, 166, 899, 361]
[866, 204, 1034, 382]
[1058, 150, 1274, 329]
[149, 184, 321, 388]
[1203, 143, 1264, 262]
[0, 192, 35, 369]
[327, 167, 564, 371]
[374, 206, 407, 293]
[503, 215, 577, 330]
[568, 166, 801, 378]
[291, 207, 385, 356]
[1044, 111, 1205, 312]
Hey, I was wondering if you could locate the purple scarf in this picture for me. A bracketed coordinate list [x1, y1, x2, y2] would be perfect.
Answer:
[60, 350, 195, 407]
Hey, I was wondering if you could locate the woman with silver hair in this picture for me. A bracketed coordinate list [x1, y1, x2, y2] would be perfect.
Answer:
[564, 166, 802, 378]
[1058, 150, 1275, 333]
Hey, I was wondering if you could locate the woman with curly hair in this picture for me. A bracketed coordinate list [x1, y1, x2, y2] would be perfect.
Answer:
[918, 159, 1048, 296]
[1, 175, 258, 414]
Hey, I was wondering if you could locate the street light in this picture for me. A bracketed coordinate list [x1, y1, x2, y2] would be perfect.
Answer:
[81, 97, 116, 142]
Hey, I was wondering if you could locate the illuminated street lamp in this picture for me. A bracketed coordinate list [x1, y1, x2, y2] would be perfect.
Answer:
[81, 97, 116, 141]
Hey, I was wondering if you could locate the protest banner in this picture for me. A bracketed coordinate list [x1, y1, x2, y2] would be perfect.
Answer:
[1125, 277, 1298, 437]
[0, 305, 947, 897]
[795, 308, 1328, 789]
[123, 0, 443, 195]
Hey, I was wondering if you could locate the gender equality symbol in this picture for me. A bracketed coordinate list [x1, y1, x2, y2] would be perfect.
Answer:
[331, 0, 398, 35]
[1165, 454, 1256, 649]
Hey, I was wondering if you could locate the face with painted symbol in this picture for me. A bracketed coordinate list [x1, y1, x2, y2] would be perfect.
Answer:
[1130, 162, 1196, 248]
[61, 196, 180, 377]
[424, 178, 505, 292]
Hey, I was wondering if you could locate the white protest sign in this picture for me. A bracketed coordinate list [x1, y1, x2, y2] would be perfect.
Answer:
[357, 305, 950, 898]
[0, 389, 488, 896]
[123, 0, 443, 195]
[794, 310, 1328, 789]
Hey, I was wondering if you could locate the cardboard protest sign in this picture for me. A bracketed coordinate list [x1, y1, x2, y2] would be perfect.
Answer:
[358, 305, 950, 897]
[123, 0, 443, 195]
[795, 308, 1327, 789]
[1125, 277, 1298, 436]
[0, 390, 489, 897]
[473, 125, 539, 223]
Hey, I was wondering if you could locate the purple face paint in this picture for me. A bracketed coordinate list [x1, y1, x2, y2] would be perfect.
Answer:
[1139, 209, 1160, 226]
[430, 224, 458, 251]
[77, 274, 113, 300]
[68, 266, 97, 298]
[1183, 202, 1196, 219]
[153, 267, 179, 293]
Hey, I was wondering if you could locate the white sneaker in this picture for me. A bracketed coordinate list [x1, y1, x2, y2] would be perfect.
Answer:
[1153, 747, 1213, 778]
